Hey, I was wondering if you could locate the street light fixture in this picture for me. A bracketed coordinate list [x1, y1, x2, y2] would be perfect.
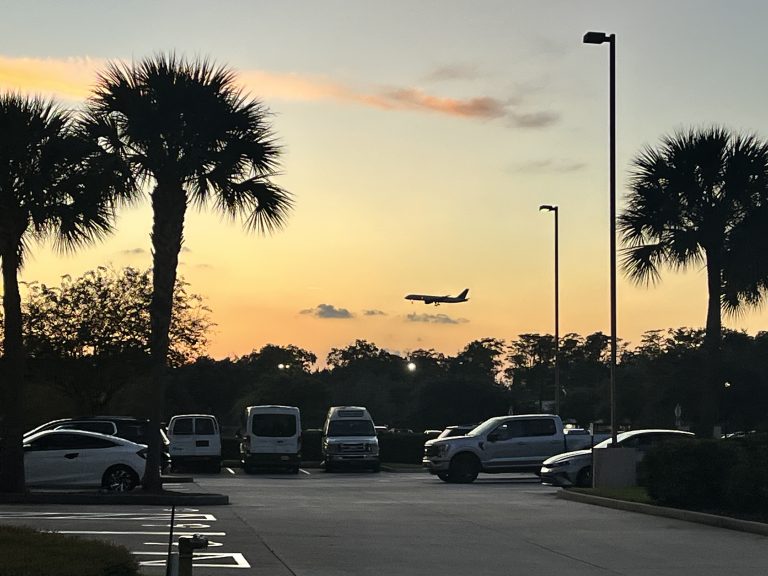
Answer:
[539, 204, 560, 415]
[583, 30, 618, 446]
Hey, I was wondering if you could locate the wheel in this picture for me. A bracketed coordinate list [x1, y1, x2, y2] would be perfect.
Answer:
[437, 473, 450, 482]
[447, 454, 480, 483]
[324, 462, 334, 473]
[243, 461, 255, 474]
[371, 462, 380, 473]
[576, 466, 593, 488]
[207, 460, 222, 474]
[102, 465, 139, 492]
[290, 466, 300, 474]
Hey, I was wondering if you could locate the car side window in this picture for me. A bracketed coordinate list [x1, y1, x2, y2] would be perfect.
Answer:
[173, 418, 194, 435]
[29, 433, 103, 450]
[521, 418, 556, 437]
[195, 418, 216, 435]
[492, 421, 524, 440]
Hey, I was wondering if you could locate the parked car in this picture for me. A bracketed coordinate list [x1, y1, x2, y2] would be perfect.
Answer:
[21, 429, 147, 491]
[423, 414, 601, 483]
[167, 414, 222, 473]
[323, 406, 379, 472]
[239, 405, 302, 474]
[23, 416, 170, 472]
[540, 429, 695, 487]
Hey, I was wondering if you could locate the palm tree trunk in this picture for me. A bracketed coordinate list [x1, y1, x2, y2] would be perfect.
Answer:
[699, 250, 723, 437]
[143, 183, 186, 492]
[0, 246, 26, 493]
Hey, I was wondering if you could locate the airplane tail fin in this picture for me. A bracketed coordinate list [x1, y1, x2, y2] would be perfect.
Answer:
[458, 288, 469, 299]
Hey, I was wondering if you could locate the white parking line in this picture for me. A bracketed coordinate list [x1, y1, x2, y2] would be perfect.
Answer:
[133, 552, 250, 568]
[0, 512, 215, 521]
[300, 468, 311, 475]
[225, 467, 235, 475]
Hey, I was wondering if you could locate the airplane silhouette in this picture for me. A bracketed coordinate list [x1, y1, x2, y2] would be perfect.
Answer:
[405, 288, 469, 306]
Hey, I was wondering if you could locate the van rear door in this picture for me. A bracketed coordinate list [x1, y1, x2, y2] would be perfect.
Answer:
[250, 412, 299, 454]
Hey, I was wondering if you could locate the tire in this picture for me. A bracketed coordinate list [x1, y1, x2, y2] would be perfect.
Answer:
[447, 453, 480, 483]
[324, 462, 334, 473]
[102, 465, 139, 492]
[576, 466, 593, 488]
[290, 466, 300, 474]
[437, 473, 450, 482]
[371, 463, 381, 473]
[207, 460, 222, 474]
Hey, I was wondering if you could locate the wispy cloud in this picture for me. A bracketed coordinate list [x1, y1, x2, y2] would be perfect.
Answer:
[300, 304, 354, 319]
[423, 64, 480, 82]
[510, 158, 586, 174]
[363, 309, 387, 316]
[120, 248, 147, 256]
[0, 55, 558, 127]
[406, 313, 468, 325]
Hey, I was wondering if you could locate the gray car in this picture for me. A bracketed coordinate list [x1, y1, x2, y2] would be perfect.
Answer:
[540, 429, 694, 487]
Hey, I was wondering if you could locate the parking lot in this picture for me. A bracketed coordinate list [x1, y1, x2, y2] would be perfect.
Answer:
[1, 471, 767, 575]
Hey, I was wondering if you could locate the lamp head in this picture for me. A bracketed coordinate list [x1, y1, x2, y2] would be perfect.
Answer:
[539, 204, 557, 212]
[583, 31, 610, 44]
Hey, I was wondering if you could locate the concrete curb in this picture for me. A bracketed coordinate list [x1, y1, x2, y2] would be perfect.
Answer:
[558, 489, 768, 536]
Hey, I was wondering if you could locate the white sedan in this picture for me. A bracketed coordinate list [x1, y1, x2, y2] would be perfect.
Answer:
[23, 429, 147, 491]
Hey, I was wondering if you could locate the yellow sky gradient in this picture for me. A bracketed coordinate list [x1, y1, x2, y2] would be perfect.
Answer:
[3, 14, 768, 366]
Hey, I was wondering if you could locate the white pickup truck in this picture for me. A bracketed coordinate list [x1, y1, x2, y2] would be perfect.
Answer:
[422, 414, 603, 483]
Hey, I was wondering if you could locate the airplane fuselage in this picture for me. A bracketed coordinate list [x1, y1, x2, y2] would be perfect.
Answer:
[405, 289, 469, 305]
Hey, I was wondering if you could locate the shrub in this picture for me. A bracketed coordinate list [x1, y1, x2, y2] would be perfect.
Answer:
[0, 525, 139, 576]
[643, 439, 740, 510]
[724, 443, 768, 513]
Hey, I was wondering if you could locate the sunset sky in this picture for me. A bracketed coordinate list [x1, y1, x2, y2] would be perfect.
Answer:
[2, 1, 768, 364]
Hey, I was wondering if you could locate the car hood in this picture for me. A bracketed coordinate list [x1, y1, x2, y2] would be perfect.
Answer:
[325, 435, 377, 444]
[542, 448, 593, 465]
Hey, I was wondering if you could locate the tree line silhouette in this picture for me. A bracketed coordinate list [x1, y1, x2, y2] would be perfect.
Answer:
[3, 53, 768, 495]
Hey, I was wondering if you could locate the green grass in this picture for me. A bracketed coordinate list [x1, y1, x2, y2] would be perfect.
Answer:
[0, 525, 139, 576]
[569, 486, 653, 504]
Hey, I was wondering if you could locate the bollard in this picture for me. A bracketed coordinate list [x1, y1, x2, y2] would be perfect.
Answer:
[177, 534, 208, 576]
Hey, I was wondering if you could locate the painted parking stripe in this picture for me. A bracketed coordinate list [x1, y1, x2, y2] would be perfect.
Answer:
[225, 467, 235, 475]
[300, 468, 311, 475]
[133, 552, 250, 568]
[0, 512, 215, 521]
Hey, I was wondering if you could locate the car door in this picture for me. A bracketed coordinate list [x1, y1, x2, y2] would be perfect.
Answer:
[25, 432, 86, 485]
[169, 417, 195, 458]
[483, 418, 562, 469]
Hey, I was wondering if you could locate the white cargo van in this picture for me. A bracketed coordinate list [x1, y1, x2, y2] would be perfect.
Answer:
[322, 406, 380, 472]
[240, 405, 301, 474]
[167, 414, 222, 473]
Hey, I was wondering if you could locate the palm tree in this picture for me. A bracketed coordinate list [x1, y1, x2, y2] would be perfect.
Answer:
[84, 54, 293, 490]
[619, 127, 768, 434]
[0, 93, 126, 492]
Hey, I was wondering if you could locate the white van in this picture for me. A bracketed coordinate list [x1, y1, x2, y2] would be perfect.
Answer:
[240, 405, 301, 474]
[167, 414, 222, 473]
[322, 406, 380, 472]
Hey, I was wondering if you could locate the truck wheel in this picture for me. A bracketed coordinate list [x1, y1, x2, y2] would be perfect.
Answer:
[448, 454, 480, 483]
[576, 466, 592, 487]
[437, 473, 450, 482]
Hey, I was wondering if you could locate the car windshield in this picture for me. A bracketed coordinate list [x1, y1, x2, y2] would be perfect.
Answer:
[327, 419, 375, 437]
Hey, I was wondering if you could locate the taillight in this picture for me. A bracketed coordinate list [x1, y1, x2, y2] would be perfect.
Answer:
[137, 448, 148, 460]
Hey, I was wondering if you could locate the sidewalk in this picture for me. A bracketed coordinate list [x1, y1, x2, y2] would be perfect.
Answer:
[0, 476, 228, 506]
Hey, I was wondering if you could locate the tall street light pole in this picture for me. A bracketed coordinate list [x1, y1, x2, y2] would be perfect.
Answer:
[583, 30, 618, 446]
[539, 204, 560, 415]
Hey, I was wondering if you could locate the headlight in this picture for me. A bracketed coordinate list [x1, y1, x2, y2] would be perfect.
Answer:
[544, 460, 569, 469]
[368, 443, 380, 455]
[324, 442, 339, 454]
[437, 444, 451, 457]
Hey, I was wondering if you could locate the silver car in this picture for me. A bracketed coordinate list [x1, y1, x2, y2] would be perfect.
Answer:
[540, 429, 694, 487]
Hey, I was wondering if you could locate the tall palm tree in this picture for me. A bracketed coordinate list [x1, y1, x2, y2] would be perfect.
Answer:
[619, 127, 768, 434]
[84, 54, 293, 491]
[0, 93, 126, 492]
